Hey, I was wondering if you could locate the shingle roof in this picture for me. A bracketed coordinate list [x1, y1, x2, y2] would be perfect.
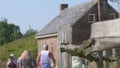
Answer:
[36, 0, 97, 36]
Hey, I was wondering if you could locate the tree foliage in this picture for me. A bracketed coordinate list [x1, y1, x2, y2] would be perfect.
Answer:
[110, 0, 120, 4]
[24, 28, 37, 37]
[0, 20, 22, 45]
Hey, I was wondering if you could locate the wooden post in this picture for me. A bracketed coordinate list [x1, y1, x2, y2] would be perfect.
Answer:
[97, 51, 103, 68]
[97, 0, 101, 21]
[58, 43, 62, 68]
[112, 48, 117, 68]
[103, 50, 109, 68]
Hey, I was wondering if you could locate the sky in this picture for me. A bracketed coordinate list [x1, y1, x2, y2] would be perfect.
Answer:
[0, 0, 118, 33]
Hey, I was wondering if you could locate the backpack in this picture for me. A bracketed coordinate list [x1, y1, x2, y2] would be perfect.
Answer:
[20, 58, 35, 68]
[8, 60, 16, 68]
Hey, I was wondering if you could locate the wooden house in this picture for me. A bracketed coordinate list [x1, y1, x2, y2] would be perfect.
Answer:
[35, 0, 119, 68]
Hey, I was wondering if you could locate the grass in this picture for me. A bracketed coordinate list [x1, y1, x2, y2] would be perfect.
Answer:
[0, 36, 37, 68]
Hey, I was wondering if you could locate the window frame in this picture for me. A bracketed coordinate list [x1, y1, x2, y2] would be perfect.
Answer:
[88, 14, 96, 23]
[109, 14, 116, 19]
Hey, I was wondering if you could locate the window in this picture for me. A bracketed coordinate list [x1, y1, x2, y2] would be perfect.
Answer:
[88, 14, 95, 22]
[109, 14, 115, 19]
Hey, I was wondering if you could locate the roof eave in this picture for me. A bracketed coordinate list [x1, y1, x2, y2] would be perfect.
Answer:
[35, 33, 58, 39]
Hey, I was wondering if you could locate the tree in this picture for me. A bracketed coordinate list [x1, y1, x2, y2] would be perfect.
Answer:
[61, 39, 118, 68]
[0, 19, 22, 45]
[0, 21, 8, 45]
[25, 28, 37, 36]
[8, 24, 22, 40]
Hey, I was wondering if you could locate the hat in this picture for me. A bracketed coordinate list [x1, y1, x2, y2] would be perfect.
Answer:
[10, 54, 14, 57]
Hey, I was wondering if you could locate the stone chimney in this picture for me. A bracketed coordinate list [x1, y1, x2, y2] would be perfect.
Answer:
[60, 4, 68, 11]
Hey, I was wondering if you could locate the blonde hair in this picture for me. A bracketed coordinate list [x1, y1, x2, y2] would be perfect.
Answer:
[20, 50, 30, 60]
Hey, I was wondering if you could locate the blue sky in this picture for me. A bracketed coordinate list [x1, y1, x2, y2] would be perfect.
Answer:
[0, 0, 118, 33]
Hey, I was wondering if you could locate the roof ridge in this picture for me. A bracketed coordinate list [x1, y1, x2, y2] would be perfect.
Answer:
[36, 0, 97, 37]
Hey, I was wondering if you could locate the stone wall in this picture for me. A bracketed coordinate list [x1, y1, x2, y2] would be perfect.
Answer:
[91, 19, 120, 38]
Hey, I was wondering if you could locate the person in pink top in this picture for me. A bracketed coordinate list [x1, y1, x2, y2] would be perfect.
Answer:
[36, 44, 56, 68]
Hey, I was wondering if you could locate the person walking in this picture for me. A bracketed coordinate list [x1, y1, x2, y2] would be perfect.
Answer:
[6, 54, 16, 68]
[36, 44, 56, 68]
[16, 54, 22, 68]
[18, 50, 36, 68]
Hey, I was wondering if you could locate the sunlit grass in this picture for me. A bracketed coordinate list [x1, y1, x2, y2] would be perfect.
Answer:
[0, 36, 37, 67]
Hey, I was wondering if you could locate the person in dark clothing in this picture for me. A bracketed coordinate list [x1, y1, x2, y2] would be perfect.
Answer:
[6, 54, 16, 68]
